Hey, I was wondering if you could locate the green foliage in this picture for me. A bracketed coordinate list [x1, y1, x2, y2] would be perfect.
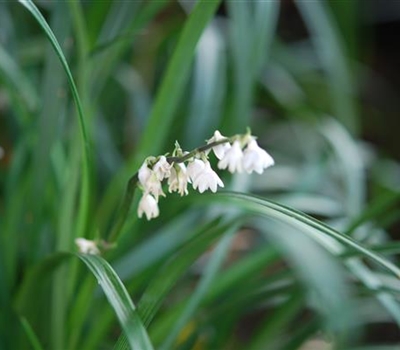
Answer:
[0, 1, 399, 349]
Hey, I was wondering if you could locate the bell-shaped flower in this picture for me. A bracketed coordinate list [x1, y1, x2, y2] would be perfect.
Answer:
[207, 130, 231, 160]
[242, 139, 274, 174]
[138, 193, 159, 220]
[168, 163, 189, 196]
[218, 140, 243, 173]
[153, 156, 171, 181]
[191, 160, 224, 193]
[145, 173, 165, 201]
[75, 238, 100, 255]
[187, 158, 206, 183]
[138, 161, 152, 187]
[138, 160, 165, 200]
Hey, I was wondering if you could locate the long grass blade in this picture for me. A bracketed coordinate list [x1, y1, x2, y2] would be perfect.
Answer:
[160, 228, 236, 350]
[20, 317, 45, 350]
[202, 192, 400, 278]
[78, 254, 154, 350]
[134, 0, 221, 161]
[18, 0, 92, 238]
[295, 0, 359, 134]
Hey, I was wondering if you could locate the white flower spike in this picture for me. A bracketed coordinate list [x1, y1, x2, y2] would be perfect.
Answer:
[168, 163, 189, 196]
[218, 140, 243, 173]
[242, 139, 274, 174]
[135, 128, 274, 221]
[191, 160, 224, 193]
[207, 130, 231, 160]
[138, 193, 160, 220]
[75, 238, 100, 255]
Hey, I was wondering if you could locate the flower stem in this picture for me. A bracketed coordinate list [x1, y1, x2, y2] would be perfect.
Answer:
[167, 138, 230, 163]
[106, 174, 138, 244]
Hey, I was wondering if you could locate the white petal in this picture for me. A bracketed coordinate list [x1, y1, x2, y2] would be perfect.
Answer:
[138, 162, 152, 187]
[242, 140, 274, 174]
[218, 141, 243, 173]
[187, 159, 206, 182]
[153, 156, 171, 181]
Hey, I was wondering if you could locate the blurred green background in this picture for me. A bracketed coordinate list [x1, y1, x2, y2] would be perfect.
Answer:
[0, 0, 399, 349]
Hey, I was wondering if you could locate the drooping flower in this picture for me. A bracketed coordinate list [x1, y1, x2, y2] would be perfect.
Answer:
[138, 159, 165, 200]
[218, 140, 243, 173]
[138, 193, 159, 220]
[144, 173, 165, 201]
[207, 130, 231, 160]
[191, 160, 224, 193]
[153, 156, 171, 181]
[75, 238, 100, 255]
[242, 139, 274, 174]
[187, 158, 206, 183]
[168, 163, 189, 196]
[138, 161, 152, 187]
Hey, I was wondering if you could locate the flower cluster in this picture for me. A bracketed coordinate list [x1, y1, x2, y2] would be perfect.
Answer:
[137, 130, 274, 220]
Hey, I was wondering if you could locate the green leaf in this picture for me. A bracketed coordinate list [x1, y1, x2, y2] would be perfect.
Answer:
[78, 254, 154, 350]
[18, 0, 92, 238]
[20, 317, 45, 350]
[135, 0, 222, 161]
[138, 219, 235, 326]
[15, 252, 153, 350]
[248, 292, 304, 350]
[295, 0, 359, 134]
[0, 44, 38, 114]
[160, 228, 236, 350]
[206, 192, 400, 279]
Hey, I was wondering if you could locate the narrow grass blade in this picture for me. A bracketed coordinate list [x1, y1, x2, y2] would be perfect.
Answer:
[135, 0, 222, 161]
[203, 245, 280, 303]
[248, 292, 304, 350]
[78, 254, 154, 350]
[319, 118, 365, 219]
[202, 192, 400, 279]
[160, 228, 236, 350]
[226, 0, 279, 131]
[18, 0, 92, 238]
[20, 317, 45, 350]
[184, 22, 226, 147]
[0, 44, 38, 113]
[137, 220, 235, 327]
[15, 252, 154, 350]
[295, 0, 359, 134]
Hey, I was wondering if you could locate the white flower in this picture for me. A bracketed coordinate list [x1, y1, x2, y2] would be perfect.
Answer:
[138, 160, 165, 200]
[187, 158, 206, 183]
[168, 163, 189, 196]
[153, 156, 171, 181]
[138, 161, 152, 187]
[242, 139, 274, 174]
[144, 173, 165, 201]
[207, 130, 231, 160]
[138, 193, 159, 220]
[191, 160, 224, 193]
[218, 140, 243, 173]
[75, 238, 100, 255]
